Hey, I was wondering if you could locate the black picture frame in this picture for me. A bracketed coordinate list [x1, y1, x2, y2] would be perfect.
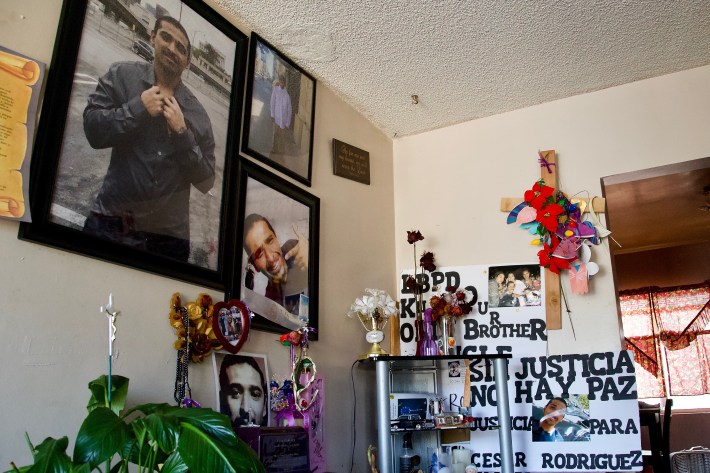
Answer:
[230, 160, 319, 338]
[18, 0, 248, 290]
[241, 32, 316, 187]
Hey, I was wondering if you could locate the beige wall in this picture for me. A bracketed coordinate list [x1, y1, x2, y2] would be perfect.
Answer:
[393, 64, 710, 355]
[0, 1, 394, 470]
[3, 0, 710, 470]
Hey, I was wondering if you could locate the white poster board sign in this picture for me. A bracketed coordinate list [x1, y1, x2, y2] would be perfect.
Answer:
[440, 351, 643, 472]
[398, 263, 642, 471]
[398, 264, 548, 358]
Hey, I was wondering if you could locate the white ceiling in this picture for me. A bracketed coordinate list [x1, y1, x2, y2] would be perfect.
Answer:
[216, 0, 710, 138]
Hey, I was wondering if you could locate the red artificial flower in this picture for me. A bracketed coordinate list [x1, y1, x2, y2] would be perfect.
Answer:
[287, 330, 302, 346]
[419, 251, 436, 272]
[407, 230, 424, 244]
[536, 203, 564, 232]
[198, 293, 213, 307]
[524, 182, 555, 210]
[190, 333, 213, 363]
[537, 239, 571, 274]
[405, 275, 424, 295]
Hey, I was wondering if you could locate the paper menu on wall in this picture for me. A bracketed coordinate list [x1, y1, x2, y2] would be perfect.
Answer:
[0, 46, 45, 222]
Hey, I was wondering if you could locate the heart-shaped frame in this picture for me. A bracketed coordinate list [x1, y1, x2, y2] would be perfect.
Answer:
[212, 300, 250, 354]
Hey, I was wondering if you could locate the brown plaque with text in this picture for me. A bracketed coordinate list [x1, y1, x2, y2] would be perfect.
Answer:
[332, 139, 370, 185]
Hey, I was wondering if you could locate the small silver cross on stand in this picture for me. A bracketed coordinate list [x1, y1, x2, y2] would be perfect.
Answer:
[100, 293, 121, 361]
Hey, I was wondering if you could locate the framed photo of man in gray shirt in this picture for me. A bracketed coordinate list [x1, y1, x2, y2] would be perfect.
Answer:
[19, 0, 247, 289]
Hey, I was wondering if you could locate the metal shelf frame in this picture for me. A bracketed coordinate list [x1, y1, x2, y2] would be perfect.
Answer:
[369, 355, 514, 473]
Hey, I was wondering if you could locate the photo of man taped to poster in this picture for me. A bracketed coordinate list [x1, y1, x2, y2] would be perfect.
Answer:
[532, 394, 591, 442]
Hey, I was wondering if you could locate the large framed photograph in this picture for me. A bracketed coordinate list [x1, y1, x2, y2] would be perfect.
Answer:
[212, 351, 270, 429]
[241, 32, 316, 187]
[230, 160, 319, 337]
[18, 0, 248, 289]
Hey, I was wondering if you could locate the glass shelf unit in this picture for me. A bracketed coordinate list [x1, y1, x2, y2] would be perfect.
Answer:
[360, 354, 514, 473]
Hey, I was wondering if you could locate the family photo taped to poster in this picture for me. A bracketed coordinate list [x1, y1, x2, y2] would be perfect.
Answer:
[488, 264, 542, 308]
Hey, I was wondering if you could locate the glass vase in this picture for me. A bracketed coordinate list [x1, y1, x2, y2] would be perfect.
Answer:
[417, 309, 438, 356]
[414, 318, 424, 356]
[438, 314, 456, 355]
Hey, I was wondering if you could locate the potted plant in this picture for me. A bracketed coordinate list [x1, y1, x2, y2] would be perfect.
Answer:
[8, 375, 264, 473]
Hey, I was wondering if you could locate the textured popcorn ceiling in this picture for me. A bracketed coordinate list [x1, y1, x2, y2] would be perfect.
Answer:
[216, 0, 710, 138]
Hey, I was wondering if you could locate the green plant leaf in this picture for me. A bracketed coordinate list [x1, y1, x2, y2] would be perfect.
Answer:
[177, 423, 264, 473]
[87, 375, 129, 415]
[123, 402, 170, 418]
[108, 459, 128, 473]
[70, 464, 92, 473]
[142, 413, 180, 454]
[159, 451, 189, 473]
[18, 436, 73, 473]
[73, 407, 130, 467]
[166, 408, 238, 446]
[4, 465, 31, 473]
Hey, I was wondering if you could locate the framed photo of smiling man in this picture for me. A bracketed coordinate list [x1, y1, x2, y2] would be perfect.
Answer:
[19, 0, 247, 290]
[231, 160, 320, 337]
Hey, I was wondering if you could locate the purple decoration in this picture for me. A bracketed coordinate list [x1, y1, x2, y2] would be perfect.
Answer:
[417, 308, 439, 356]
[579, 221, 599, 243]
[538, 152, 556, 174]
[181, 398, 201, 408]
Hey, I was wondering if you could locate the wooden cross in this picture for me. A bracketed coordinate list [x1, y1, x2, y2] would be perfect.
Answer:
[499, 150, 605, 330]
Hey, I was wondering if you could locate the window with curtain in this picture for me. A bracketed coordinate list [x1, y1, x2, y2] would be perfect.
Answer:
[620, 281, 710, 399]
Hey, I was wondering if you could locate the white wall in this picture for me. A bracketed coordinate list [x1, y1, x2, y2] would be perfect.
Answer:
[0, 1, 395, 471]
[393, 64, 710, 355]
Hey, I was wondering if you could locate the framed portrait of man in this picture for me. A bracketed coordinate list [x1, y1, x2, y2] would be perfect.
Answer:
[241, 33, 316, 187]
[230, 160, 320, 337]
[19, 0, 248, 290]
[212, 351, 270, 430]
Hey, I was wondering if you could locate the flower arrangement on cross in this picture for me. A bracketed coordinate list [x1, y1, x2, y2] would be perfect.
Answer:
[405, 230, 437, 321]
[508, 173, 610, 295]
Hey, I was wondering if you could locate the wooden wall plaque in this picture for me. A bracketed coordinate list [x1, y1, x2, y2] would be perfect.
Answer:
[332, 138, 370, 185]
